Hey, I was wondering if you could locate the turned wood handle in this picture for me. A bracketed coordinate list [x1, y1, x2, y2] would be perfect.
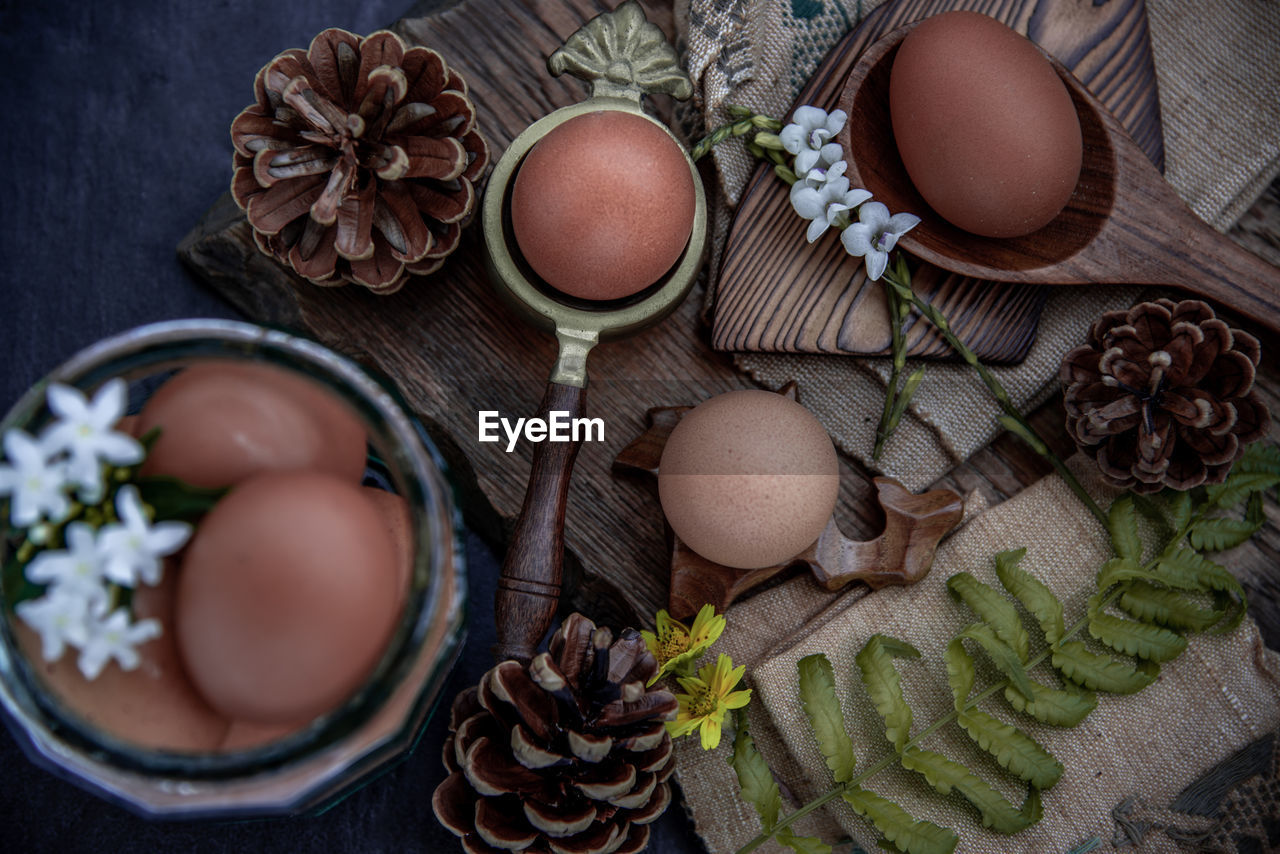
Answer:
[494, 381, 587, 663]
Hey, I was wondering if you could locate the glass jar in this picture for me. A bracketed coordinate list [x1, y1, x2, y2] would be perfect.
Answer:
[0, 318, 466, 818]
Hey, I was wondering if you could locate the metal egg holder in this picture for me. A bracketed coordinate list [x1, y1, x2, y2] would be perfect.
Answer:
[480, 1, 707, 663]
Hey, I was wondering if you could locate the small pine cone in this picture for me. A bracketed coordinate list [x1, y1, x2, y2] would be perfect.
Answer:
[230, 28, 488, 294]
[433, 614, 678, 854]
[1060, 298, 1271, 493]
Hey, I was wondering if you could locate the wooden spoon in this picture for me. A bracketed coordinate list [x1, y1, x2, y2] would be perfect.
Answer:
[837, 22, 1280, 335]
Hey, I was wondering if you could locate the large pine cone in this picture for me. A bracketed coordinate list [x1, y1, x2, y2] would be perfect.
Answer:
[231, 28, 488, 294]
[1060, 298, 1270, 493]
[433, 614, 677, 854]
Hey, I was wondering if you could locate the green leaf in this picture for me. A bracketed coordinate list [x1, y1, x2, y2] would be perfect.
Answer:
[1158, 549, 1248, 632]
[1050, 640, 1157, 694]
[994, 549, 1065, 645]
[1188, 516, 1261, 552]
[1118, 582, 1224, 632]
[134, 476, 228, 523]
[797, 654, 857, 783]
[955, 708, 1063, 789]
[842, 787, 958, 854]
[1094, 557, 1172, 592]
[958, 624, 1035, 700]
[946, 573, 1029, 662]
[1087, 607, 1187, 662]
[1167, 489, 1193, 533]
[1205, 471, 1280, 510]
[729, 707, 781, 832]
[1236, 441, 1280, 476]
[900, 748, 1042, 833]
[943, 638, 975, 710]
[776, 828, 833, 854]
[1003, 682, 1097, 727]
[855, 635, 918, 752]
[1130, 492, 1173, 543]
[1107, 497, 1142, 562]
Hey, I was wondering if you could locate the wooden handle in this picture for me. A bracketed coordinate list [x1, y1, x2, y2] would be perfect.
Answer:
[494, 381, 587, 663]
[1164, 213, 1280, 334]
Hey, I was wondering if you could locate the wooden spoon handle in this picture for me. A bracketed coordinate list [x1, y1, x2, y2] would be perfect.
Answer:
[494, 381, 586, 663]
[1167, 214, 1280, 332]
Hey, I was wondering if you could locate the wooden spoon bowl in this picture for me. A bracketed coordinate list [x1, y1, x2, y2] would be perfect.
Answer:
[837, 22, 1280, 335]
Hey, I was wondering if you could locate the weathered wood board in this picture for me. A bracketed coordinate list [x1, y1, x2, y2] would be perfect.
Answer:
[179, 0, 1280, 648]
[713, 0, 1165, 362]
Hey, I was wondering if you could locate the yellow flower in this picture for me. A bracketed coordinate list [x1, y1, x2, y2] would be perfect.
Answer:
[666, 653, 752, 750]
[640, 604, 726, 684]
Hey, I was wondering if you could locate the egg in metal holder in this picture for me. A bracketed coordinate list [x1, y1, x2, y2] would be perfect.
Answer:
[481, 1, 707, 663]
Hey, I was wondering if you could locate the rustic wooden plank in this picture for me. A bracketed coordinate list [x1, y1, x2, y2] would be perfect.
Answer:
[179, 0, 1280, 649]
[713, 0, 1164, 362]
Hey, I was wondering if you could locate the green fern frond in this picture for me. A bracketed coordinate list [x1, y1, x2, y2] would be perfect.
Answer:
[947, 573, 1029, 661]
[842, 788, 958, 854]
[993, 549, 1065, 645]
[1050, 640, 1157, 694]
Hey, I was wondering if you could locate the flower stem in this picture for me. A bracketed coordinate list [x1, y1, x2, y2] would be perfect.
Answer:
[690, 107, 782, 161]
[872, 256, 917, 460]
[883, 279, 1108, 529]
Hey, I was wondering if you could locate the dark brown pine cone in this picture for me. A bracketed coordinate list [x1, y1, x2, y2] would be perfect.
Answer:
[433, 614, 677, 854]
[1060, 298, 1270, 493]
[231, 28, 488, 294]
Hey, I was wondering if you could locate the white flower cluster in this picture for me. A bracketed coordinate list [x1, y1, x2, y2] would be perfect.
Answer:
[0, 380, 192, 679]
[780, 106, 921, 281]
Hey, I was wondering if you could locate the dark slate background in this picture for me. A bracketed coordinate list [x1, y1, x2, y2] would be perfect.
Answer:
[0, 1, 702, 850]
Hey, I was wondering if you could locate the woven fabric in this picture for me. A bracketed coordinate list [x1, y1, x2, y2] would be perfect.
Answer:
[675, 0, 1280, 490]
[672, 458, 1280, 853]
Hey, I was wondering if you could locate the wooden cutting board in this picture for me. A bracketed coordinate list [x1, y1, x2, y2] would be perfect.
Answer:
[712, 0, 1166, 363]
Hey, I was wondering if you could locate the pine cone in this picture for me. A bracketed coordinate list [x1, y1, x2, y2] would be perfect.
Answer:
[1060, 298, 1270, 493]
[230, 29, 488, 294]
[433, 614, 677, 854]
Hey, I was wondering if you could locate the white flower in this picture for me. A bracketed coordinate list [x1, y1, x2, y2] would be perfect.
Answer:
[76, 608, 161, 680]
[796, 158, 847, 190]
[0, 429, 70, 527]
[25, 522, 111, 607]
[15, 587, 94, 662]
[840, 202, 922, 281]
[97, 485, 191, 586]
[780, 106, 847, 175]
[790, 171, 873, 243]
[42, 380, 143, 501]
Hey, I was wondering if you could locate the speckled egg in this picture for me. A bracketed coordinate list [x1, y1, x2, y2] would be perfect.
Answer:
[510, 110, 696, 302]
[889, 11, 1082, 238]
[658, 390, 840, 570]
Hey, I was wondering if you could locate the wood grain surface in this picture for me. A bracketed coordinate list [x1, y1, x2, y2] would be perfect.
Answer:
[179, 0, 1280, 650]
[713, 0, 1167, 362]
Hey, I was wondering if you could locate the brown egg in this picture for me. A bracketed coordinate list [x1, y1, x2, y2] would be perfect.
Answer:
[658, 390, 840, 570]
[360, 486, 414, 606]
[510, 110, 696, 301]
[175, 471, 401, 724]
[219, 719, 308, 751]
[889, 11, 1082, 238]
[138, 362, 367, 489]
[15, 571, 230, 752]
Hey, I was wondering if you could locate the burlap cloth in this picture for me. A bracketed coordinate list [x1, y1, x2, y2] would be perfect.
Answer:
[671, 458, 1280, 853]
[673, 0, 1280, 491]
